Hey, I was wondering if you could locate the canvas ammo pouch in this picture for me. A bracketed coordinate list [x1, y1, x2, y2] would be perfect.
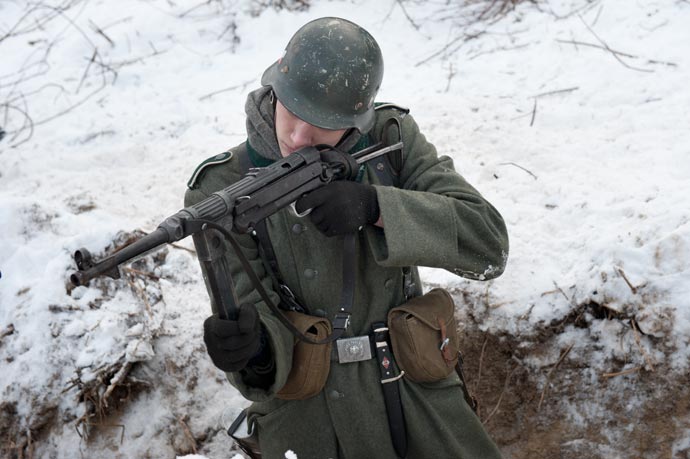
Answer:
[387, 288, 460, 383]
[276, 310, 332, 400]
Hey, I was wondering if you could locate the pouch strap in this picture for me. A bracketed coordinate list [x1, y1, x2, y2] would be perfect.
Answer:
[227, 408, 262, 459]
[372, 323, 408, 458]
[454, 352, 478, 413]
[191, 219, 348, 344]
[438, 317, 455, 365]
[402, 266, 415, 300]
[253, 219, 308, 314]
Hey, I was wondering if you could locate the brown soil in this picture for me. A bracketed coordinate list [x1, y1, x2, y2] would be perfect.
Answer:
[458, 319, 690, 459]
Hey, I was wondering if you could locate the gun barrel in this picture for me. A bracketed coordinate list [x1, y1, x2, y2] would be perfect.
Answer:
[70, 228, 170, 286]
[353, 142, 403, 164]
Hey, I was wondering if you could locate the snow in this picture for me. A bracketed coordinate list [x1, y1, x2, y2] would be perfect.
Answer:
[1, 0, 689, 457]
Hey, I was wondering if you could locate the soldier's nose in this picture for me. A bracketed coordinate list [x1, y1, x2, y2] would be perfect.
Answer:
[291, 120, 315, 147]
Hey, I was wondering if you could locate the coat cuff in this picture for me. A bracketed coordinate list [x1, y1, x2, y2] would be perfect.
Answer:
[366, 185, 457, 268]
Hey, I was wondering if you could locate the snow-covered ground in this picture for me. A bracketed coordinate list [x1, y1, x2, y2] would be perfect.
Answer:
[1, 0, 689, 457]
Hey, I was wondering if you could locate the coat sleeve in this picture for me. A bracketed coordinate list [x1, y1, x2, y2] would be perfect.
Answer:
[185, 184, 294, 402]
[366, 113, 509, 280]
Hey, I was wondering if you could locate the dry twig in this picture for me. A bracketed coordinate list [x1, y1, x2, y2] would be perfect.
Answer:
[556, 39, 636, 58]
[415, 31, 485, 67]
[89, 20, 115, 46]
[614, 265, 638, 294]
[170, 242, 196, 254]
[552, 281, 575, 306]
[537, 343, 574, 411]
[102, 362, 133, 408]
[122, 266, 161, 282]
[1, 103, 34, 147]
[541, 0, 602, 21]
[444, 63, 456, 93]
[0, 323, 15, 340]
[499, 162, 537, 180]
[125, 274, 153, 317]
[178, 415, 198, 453]
[76, 49, 98, 94]
[578, 15, 653, 73]
[474, 336, 489, 396]
[529, 98, 537, 127]
[199, 78, 256, 101]
[630, 319, 655, 371]
[602, 366, 641, 378]
[483, 359, 522, 424]
[534, 86, 579, 98]
[395, 0, 421, 31]
[527, 86, 579, 127]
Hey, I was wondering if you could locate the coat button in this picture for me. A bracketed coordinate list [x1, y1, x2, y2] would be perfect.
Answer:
[328, 390, 343, 400]
[304, 268, 317, 279]
[384, 278, 394, 290]
[313, 309, 327, 317]
[292, 223, 305, 234]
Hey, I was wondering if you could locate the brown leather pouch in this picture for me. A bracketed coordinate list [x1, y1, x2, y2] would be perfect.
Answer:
[387, 288, 460, 383]
[276, 311, 332, 400]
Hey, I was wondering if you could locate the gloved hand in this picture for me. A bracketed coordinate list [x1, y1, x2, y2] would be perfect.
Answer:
[203, 304, 262, 372]
[295, 181, 380, 237]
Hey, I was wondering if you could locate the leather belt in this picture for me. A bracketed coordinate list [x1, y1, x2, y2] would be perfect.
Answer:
[329, 326, 408, 458]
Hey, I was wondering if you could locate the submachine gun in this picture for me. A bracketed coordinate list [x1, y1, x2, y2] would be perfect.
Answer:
[69, 142, 402, 324]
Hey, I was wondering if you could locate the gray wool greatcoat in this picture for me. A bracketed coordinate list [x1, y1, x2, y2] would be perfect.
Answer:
[184, 105, 508, 459]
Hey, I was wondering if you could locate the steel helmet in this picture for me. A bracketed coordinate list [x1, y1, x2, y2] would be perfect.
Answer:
[261, 17, 384, 134]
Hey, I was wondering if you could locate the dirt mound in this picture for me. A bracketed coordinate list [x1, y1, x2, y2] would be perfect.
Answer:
[455, 294, 690, 459]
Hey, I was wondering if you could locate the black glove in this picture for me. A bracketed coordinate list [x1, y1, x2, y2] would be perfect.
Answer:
[203, 304, 262, 372]
[295, 181, 380, 237]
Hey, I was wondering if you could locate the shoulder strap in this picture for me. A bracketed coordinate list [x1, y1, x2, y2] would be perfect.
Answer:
[187, 150, 234, 189]
[368, 104, 408, 188]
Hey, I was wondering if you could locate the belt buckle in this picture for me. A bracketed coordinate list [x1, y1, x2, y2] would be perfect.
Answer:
[336, 336, 372, 364]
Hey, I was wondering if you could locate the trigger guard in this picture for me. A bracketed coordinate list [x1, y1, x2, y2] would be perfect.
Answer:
[290, 201, 312, 218]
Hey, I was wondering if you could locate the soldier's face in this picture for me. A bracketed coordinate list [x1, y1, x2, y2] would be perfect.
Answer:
[275, 100, 347, 157]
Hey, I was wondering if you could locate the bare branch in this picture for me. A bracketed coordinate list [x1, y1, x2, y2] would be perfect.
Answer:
[483, 360, 523, 424]
[415, 31, 485, 67]
[179, 0, 212, 18]
[444, 63, 456, 93]
[529, 98, 537, 127]
[533, 86, 579, 98]
[76, 49, 97, 94]
[499, 162, 538, 180]
[89, 20, 115, 47]
[198, 78, 257, 101]
[396, 0, 421, 31]
[602, 366, 641, 378]
[467, 42, 529, 61]
[556, 39, 637, 59]
[578, 14, 654, 73]
[1, 103, 35, 148]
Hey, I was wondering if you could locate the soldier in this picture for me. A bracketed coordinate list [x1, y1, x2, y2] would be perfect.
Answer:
[185, 17, 508, 459]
